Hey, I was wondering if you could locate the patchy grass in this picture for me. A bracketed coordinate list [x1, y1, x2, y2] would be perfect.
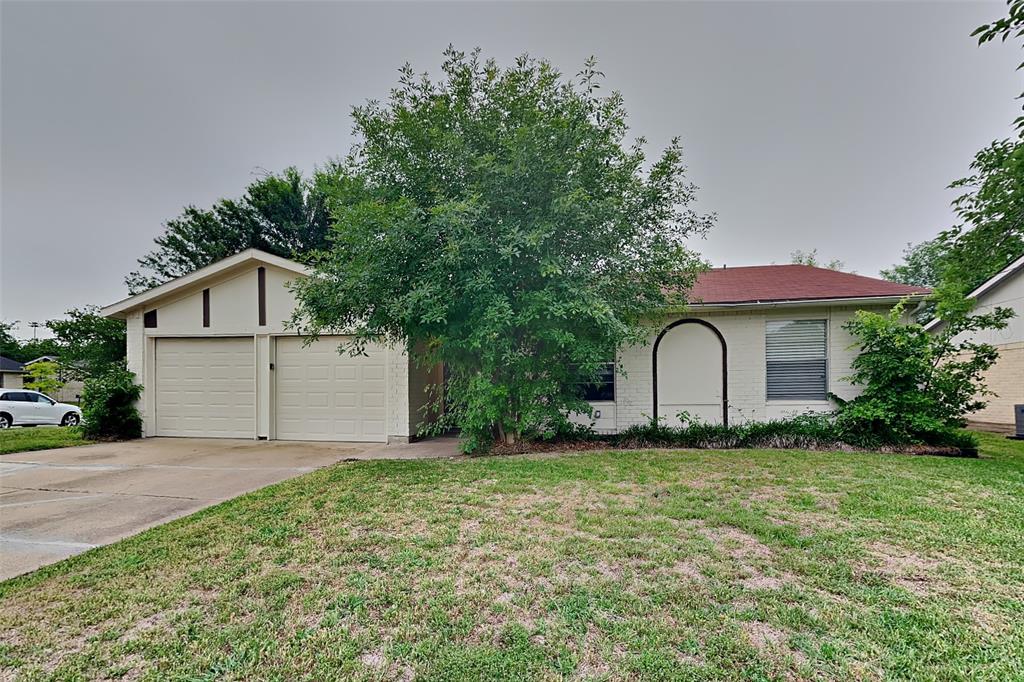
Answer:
[1, 432, 1022, 680]
[0, 426, 92, 455]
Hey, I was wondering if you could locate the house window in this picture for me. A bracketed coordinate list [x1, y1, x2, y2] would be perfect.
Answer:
[580, 362, 615, 402]
[144, 310, 157, 328]
[766, 319, 828, 401]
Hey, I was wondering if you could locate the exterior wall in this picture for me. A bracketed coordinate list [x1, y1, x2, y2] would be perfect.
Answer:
[125, 262, 414, 442]
[963, 342, 1024, 426]
[581, 304, 890, 432]
[53, 380, 84, 403]
[0, 373, 24, 390]
[945, 272, 1024, 426]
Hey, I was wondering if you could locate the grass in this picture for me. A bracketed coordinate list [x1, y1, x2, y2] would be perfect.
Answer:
[1, 433, 1022, 681]
[0, 426, 92, 455]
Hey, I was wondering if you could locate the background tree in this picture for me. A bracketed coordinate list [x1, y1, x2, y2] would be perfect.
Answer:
[126, 166, 344, 293]
[0, 321, 20, 360]
[46, 307, 126, 379]
[973, 0, 1024, 132]
[23, 361, 64, 397]
[789, 249, 846, 271]
[0, 322, 60, 363]
[879, 239, 946, 287]
[293, 48, 713, 452]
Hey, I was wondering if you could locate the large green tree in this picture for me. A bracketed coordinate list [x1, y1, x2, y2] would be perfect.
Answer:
[126, 166, 342, 293]
[292, 48, 712, 451]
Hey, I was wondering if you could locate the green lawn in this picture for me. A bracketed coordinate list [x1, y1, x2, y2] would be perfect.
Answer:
[0, 426, 92, 455]
[1, 433, 1022, 681]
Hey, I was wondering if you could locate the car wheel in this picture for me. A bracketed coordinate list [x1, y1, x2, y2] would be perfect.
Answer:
[62, 413, 81, 427]
[0, 414, 10, 429]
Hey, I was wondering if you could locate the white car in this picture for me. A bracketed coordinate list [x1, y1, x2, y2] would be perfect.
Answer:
[0, 390, 82, 429]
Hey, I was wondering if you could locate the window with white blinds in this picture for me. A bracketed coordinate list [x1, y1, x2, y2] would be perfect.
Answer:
[765, 319, 828, 401]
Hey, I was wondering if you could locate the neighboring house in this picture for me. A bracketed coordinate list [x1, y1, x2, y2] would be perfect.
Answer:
[924, 254, 1024, 429]
[23, 356, 85, 403]
[0, 356, 25, 389]
[101, 249, 929, 442]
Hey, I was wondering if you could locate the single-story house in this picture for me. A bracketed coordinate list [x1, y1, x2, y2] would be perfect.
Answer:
[23, 356, 86, 403]
[924, 254, 1024, 429]
[101, 249, 930, 442]
[0, 356, 25, 389]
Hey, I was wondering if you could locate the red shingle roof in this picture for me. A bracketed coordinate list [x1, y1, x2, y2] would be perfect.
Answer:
[689, 265, 930, 305]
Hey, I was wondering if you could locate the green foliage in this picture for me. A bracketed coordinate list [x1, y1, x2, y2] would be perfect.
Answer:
[0, 321, 18, 360]
[293, 48, 712, 452]
[789, 249, 846, 271]
[126, 166, 344, 293]
[612, 412, 974, 452]
[81, 367, 143, 440]
[880, 239, 946, 288]
[972, 0, 1024, 131]
[23, 360, 64, 397]
[0, 322, 61, 364]
[882, 140, 1023, 325]
[940, 139, 1024, 295]
[834, 301, 1012, 446]
[46, 306, 126, 379]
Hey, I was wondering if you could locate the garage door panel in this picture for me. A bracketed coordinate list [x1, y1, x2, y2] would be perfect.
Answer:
[274, 336, 388, 442]
[155, 338, 255, 438]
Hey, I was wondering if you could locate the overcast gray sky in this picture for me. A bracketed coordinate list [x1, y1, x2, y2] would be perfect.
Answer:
[1, 0, 1018, 337]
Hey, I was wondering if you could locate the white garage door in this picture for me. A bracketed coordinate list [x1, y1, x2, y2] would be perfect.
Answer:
[155, 337, 255, 438]
[275, 336, 387, 442]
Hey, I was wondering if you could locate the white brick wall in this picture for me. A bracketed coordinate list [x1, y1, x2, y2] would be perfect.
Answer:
[611, 305, 887, 430]
[387, 345, 410, 441]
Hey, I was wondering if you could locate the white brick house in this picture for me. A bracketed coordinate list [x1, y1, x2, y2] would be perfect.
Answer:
[102, 251, 929, 442]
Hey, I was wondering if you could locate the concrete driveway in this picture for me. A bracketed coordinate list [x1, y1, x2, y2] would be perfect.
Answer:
[0, 437, 455, 580]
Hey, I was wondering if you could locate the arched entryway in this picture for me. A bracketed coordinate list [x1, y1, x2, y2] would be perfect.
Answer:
[652, 319, 728, 426]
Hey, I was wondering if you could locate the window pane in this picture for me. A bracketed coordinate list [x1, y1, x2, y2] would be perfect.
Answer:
[766, 320, 827, 400]
[581, 363, 615, 402]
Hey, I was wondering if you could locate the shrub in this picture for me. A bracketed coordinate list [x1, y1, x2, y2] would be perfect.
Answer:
[81, 367, 143, 440]
[835, 299, 1012, 445]
[612, 412, 972, 453]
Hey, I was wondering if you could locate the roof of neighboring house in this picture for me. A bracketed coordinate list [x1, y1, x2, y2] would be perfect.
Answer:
[923, 253, 1024, 332]
[688, 264, 930, 306]
[0, 356, 25, 373]
[25, 355, 59, 365]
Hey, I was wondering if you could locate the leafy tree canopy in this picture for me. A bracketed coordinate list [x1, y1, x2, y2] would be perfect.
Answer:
[126, 166, 343, 293]
[24, 361, 64, 398]
[973, 0, 1024, 131]
[0, 322, 60, 363]
[46, 307, 127, 379]
[882, 139, 1024, 314]
[292, 48, 713, 452]
[790, 249, 846, 271]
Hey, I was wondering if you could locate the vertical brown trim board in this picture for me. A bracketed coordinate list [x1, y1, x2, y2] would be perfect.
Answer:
[257, 267, 267, 326]
[202, 288, 211, 327]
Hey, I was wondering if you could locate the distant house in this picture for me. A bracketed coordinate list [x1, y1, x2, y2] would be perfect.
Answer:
[23, 356, 85, 403]
[0, 356, 26, 389]
[925, 254, 1024, 430]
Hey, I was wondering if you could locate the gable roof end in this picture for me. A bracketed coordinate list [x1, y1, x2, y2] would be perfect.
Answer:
[101, 249, 309, 319]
